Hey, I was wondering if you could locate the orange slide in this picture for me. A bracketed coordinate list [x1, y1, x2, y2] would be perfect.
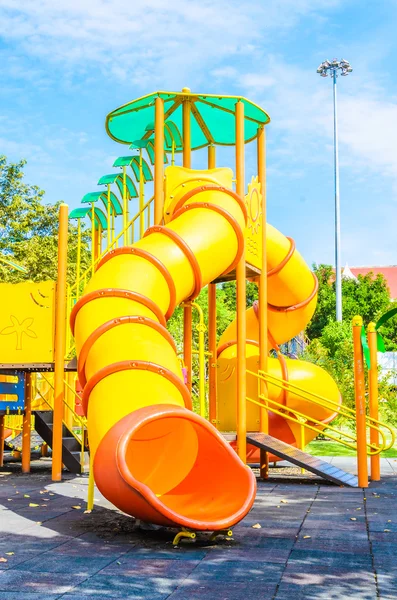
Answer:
[71, 166, 256, 531]
[216, 222, 342, 461]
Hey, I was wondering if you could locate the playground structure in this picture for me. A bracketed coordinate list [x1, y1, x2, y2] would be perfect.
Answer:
[0, 88, 395, 537]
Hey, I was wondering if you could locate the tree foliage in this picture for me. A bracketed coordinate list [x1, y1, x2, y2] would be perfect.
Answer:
[307, 264, 391, 340]
[0, 155, 90, 284]
[303, 320, 397, 427]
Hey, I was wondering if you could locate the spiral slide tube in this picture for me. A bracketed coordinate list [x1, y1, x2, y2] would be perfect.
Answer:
[71, 167, 256, 530]
[217, 225, 341, 460]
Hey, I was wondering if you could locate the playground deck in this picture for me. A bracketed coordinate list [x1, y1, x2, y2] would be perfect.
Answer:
[1, 459, 397, 599]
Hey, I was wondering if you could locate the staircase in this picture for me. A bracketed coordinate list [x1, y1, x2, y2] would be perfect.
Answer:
[34, 411, 88, 474]
[247, 432, 359, 487]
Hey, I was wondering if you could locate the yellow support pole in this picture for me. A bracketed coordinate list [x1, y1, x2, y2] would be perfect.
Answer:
[76, 218, 81, 300]
[0, 415, 4, 467]
[122, 165, 128, 246]
[106, 184, 111, 250]
[52, 203, 69, 482]
[22, 374, 32, 473]
[257, 124, 269, 479]
[171, 140, 175, 166]
[87, 451, 95, 511]
[208, 144, 216, 170]
[154, 97, 164, 225]
[192, 302, 207, 418]
[91, 202, 95, 273]
[352, 315, 368, 488]
[139, 148, 145, 239]
[183, 94, 193, 393]
[207, 144, 217, 427]
[183, 93, 191, 169]
[235, 100, 247, 462]
[368, 322, 380, 481]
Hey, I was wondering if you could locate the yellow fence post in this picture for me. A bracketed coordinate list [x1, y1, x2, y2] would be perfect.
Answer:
[367, 322, 381, 481]
[352, 315, 368, 488]
[52, 203, 69, 482]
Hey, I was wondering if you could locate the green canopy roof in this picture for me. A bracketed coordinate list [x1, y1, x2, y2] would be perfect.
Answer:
[81, 191, 123, 216]
[69, 207, 107, 230]
[97, 173, 138, 198]
[106, 89, 270, 150]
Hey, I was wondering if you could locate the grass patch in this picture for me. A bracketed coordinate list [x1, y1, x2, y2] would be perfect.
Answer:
[306, 439, 397, 458]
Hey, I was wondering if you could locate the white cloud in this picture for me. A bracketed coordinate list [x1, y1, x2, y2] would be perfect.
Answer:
[0, 0, 343, 87]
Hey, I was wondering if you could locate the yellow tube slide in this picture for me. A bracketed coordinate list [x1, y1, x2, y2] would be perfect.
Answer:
[71, 166, 256, 530]
[217, 224, 341, 458]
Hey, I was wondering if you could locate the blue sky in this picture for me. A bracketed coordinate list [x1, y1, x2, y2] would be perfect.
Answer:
[1, 0, 396, 268]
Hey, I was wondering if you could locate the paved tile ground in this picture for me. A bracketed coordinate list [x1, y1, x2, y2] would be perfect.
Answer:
[1, 455, 397, 599]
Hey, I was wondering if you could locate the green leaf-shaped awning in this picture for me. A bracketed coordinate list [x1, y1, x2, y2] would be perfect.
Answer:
[97, 174, 138, 198]
[81, 191, 123, 216]
[69, 207, 107, 230]
[106, 89, 270, 150]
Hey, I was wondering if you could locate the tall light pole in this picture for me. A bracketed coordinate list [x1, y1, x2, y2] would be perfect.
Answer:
[317, 59, 353, 322]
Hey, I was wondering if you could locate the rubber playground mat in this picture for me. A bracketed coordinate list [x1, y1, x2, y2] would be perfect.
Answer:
[1, 456, 397, 599]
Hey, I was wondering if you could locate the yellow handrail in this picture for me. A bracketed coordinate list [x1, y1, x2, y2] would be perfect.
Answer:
[69, 195, 154, 296]
[255, 369, 395, 447]
[39, 373, 88, 469]
[247, 369, 395, 455]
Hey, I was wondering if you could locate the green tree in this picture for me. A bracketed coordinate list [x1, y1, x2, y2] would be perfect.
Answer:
[0, 155, 90, 284]
[304, 320, 397, 427]
[307, 264, 391, 339]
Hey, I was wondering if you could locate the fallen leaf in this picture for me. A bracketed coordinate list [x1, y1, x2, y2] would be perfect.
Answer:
[252, 523, 262, 529]
[0, 558, 7, 563]
[84, 510, 92, 514]
[387, 520, 392, 523]
[43, 498, 49, 501]
[280, 499, 288, 504]
[29, 503, 39, 508]
[384, 529, 391, 533]
[36, 522, 42, 525]
[23, 494, 30, 498]
[350, 518, 357, 521]
[41, 504, 47, 507]
[71, 505, 81, 510]
[49, 493, 54, 496]
[303, 535, 311, 539]
[15, 491, 19, 494]
[7, 499, 12, 502]
[5, 552, 14, 556]
[356, 508, 362, 511]
[116, 561, 121, 565]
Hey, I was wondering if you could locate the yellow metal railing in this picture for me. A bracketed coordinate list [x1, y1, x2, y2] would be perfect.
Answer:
[69, 195, 154, 297]
[246, 369, 395, 456]
[66, 195, 155, 357]
[38, 373, 88, 470]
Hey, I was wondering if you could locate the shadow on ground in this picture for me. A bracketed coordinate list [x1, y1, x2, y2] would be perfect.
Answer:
[1, 455, 397, 599]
